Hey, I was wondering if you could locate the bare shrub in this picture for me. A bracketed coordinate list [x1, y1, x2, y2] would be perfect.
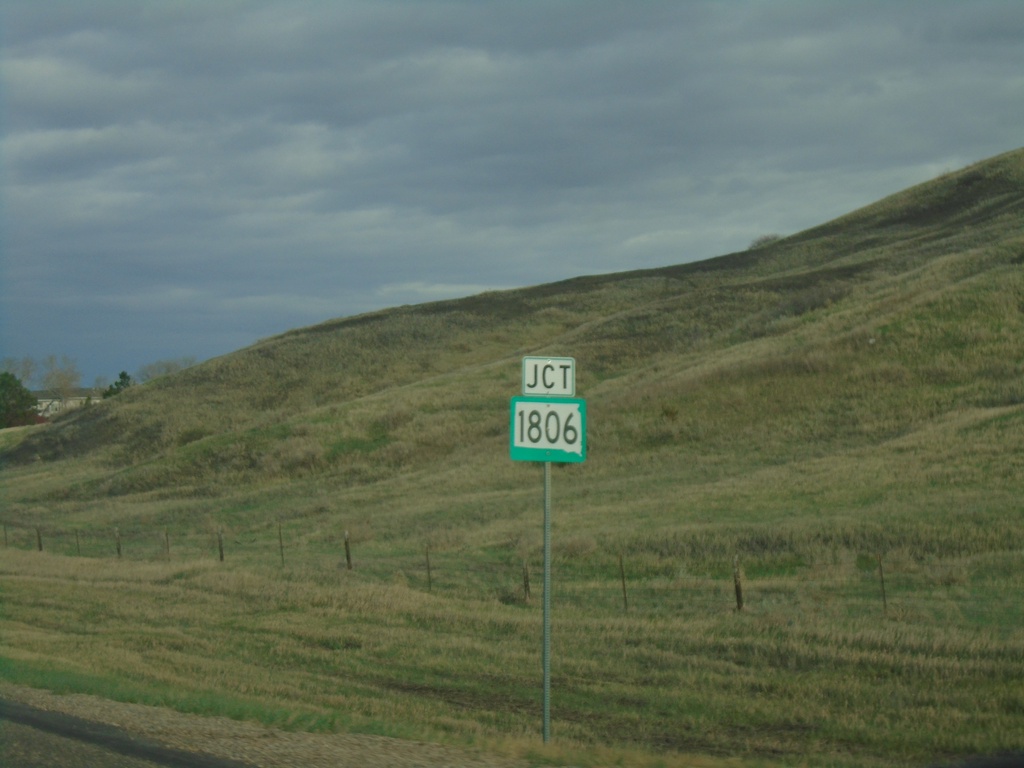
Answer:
[749, 233, 783, 249]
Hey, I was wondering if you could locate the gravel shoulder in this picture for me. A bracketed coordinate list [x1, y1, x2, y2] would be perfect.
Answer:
[0, 683, 528, 768]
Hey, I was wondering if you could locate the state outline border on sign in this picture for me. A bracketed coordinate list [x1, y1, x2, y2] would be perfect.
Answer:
[509, 395, 587, 464]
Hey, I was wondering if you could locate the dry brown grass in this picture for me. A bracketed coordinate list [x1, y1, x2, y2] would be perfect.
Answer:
[3, 147, 1024, 767]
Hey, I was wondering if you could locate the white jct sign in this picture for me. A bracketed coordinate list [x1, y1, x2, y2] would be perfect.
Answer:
[522, 356, 575, 397]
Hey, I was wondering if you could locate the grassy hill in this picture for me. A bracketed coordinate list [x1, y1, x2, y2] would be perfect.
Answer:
[2, 147, 1023, 767]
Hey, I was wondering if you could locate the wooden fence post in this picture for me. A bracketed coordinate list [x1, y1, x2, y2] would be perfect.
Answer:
[619, 553, 629, 612]
[36, 527, 43, 552]
[344, 530, 353, 570]
[733, 555, 744, 612]
[76, 529, 81, 556]
[877, 553, 888, 615]
[523, 559, 531, 602]
[425, 546, 432, 592]
[218, 530, 225, 562]
[116, 528, 122, 559]
[164, 530, 170, 559]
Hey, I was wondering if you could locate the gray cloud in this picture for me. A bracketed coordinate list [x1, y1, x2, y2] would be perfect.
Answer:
[2, 0, 1022, 383]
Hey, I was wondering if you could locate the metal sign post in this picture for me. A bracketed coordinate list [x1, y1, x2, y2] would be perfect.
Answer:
[510, 357, 585, 743]
[542, 460, 552, 742]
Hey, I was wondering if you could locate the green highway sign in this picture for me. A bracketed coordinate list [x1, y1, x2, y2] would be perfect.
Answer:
[510, 396, 586, 463]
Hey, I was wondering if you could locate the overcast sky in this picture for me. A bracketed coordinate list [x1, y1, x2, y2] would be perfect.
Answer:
[2, 1, 1022, 385]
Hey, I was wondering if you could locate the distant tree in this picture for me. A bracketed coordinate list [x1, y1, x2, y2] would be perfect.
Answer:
[0, 372, 38, 428]
[41, 355, 81, 406]
[136, 356, 197, 383]
[2, 356, 38, 387]
[103, 371, 135, 398]
[748, 233, 783, 249]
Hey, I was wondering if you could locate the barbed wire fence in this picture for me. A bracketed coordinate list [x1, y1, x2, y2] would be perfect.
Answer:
[2, 518, 984, 620]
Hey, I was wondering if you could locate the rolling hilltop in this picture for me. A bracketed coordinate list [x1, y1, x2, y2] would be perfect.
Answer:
[1, 148, 1023, 767]
[4, 147, 1022, 507]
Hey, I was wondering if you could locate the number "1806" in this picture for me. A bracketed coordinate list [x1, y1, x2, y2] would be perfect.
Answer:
[510, 397, 586, 463]
[517, 408, 580, 445]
